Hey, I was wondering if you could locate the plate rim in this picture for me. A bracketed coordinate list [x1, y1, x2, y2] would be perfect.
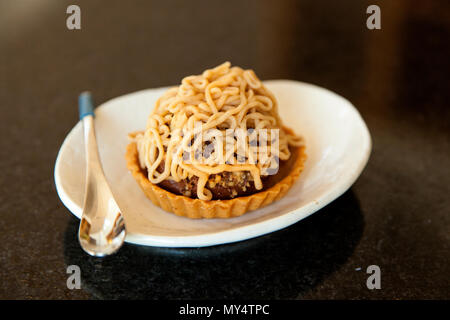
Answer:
[54, 80, 372, 247]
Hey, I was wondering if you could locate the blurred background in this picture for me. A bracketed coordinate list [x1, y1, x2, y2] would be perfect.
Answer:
[0, 0, 449, 299]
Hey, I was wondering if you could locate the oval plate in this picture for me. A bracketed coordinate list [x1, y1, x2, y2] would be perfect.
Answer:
[54, 80, 371, 247]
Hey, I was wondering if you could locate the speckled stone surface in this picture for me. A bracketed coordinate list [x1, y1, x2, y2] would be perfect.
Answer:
[0, 0, 449, 299]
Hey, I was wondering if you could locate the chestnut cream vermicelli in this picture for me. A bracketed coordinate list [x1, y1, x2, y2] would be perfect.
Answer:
[132, 62, 303, 200]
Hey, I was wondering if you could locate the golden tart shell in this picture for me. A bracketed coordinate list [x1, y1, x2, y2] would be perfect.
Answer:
[125, 133, 306, 219]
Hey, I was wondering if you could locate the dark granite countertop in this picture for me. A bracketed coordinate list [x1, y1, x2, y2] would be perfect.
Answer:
[0, 0, 449, 299]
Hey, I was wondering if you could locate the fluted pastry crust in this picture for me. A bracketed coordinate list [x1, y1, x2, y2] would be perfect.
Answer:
[125, 138, 306, 219]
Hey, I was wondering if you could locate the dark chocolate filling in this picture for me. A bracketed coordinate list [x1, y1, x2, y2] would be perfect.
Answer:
[141, 148, 298, 200]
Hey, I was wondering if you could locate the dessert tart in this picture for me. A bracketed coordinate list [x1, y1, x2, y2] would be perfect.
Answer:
[126, 62, 306, 219]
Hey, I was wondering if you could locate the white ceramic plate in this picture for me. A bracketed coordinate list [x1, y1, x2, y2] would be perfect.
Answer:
[54, 80, 371, 247]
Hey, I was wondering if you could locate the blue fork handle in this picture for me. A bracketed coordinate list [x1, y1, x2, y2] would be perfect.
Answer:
[79, 91, 95, 120]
